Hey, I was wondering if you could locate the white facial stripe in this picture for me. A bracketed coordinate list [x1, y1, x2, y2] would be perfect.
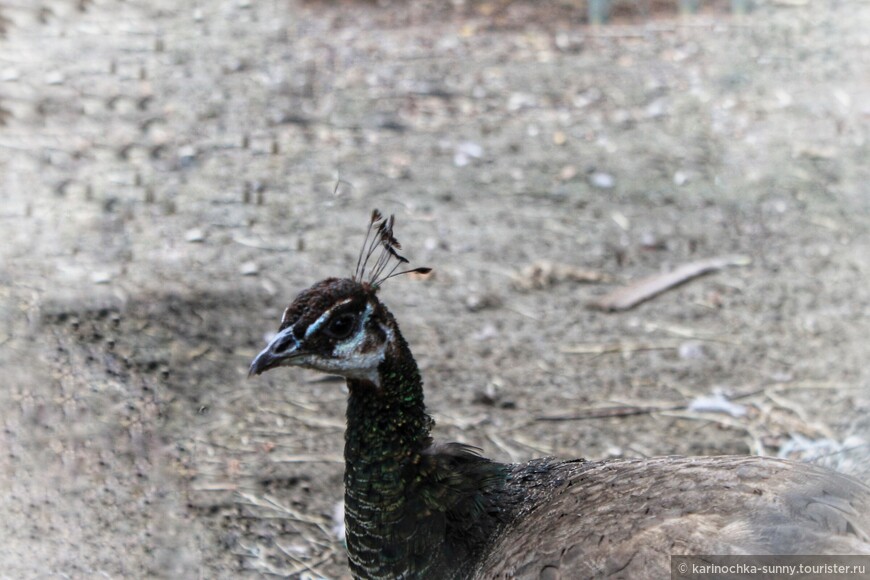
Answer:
[304, 297, 355, 339]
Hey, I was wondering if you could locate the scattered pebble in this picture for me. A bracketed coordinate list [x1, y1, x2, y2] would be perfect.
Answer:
[472, 324, 499, 341]
[688, 391, 746, 417]
[178, 145, 197, 167]
[639, 232, 665, 250]
[472, 382, 499, 406]
[464, 292, 502, 312]
[185, 228, 205, 243]
[91, 271, 112, 285]
[769, 371, 793, 383]
[610, 211, 630, 231]
[774, 90, 793, 108]
[645, 97, 667, 118]
[453, 141, 484, 167]
[678, 341, 706, 360]
[508, 92, 536, 111]
[260, 278, 278, 296]
[282, 543, 310, 557]
[472, 378, 514, 409]
[45, 71, 65, 85]
[559, 165, 578, 181]
[554, 32, 584, 53]
[573, 89, 601, 109]
[240, 261, 259, 276]
[589, 172, 615, 189]
[793, 144, 837, 160]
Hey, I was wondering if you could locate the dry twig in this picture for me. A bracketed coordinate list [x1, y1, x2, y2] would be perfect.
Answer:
[590, 255, 751, 312]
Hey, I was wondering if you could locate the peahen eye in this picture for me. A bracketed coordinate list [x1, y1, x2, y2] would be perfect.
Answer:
[325, 313, 357, 340]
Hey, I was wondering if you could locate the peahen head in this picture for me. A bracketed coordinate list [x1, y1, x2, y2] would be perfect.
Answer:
[249, 277, 391, 385]
[248, 210, 430, 387]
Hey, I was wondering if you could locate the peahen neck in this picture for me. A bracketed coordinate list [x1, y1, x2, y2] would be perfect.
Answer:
[343, 310, 435, 579]
[342, 308, 510, 579]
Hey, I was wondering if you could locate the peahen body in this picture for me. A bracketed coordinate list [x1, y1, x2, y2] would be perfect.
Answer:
[249, 212, 870, 579]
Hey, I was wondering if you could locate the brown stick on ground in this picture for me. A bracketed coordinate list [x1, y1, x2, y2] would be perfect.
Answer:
[590, 255, 751, 312]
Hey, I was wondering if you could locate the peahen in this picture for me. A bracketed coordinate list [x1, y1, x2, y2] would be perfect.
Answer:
[249, 211, 870, 579]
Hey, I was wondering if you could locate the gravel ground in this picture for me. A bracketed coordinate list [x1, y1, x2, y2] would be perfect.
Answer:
[1, 0, 868, 577]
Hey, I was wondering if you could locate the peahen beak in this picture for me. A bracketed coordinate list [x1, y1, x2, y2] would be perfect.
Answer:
[248, 326, 302, 377]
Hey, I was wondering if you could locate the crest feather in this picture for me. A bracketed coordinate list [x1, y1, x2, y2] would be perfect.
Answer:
[352, 209, 431, 287]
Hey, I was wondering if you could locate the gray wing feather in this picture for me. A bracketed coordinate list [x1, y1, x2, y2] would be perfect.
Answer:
[476, 456, 870, 579]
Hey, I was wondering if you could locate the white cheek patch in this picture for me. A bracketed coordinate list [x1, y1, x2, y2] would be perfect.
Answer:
[297, 301, 393, 388]
[312, 353, 384, 387]
[313, 303, 391, 388]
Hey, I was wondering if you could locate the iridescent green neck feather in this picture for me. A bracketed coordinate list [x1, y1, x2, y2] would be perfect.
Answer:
[342, 306, 512, 580]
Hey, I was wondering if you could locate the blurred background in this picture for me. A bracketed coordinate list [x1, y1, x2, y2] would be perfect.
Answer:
[1, 0, 868, 577]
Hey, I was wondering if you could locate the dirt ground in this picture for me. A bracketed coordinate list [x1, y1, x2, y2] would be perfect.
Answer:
[1, 0, 869, 578]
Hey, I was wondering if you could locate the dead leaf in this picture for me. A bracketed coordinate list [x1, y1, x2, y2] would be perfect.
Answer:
[512, 261, 610, 291]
